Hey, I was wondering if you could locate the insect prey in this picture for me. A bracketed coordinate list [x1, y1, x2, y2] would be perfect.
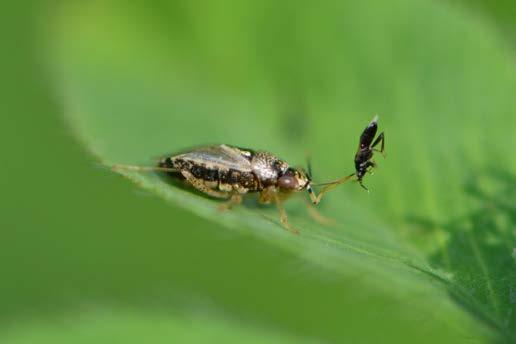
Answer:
[313, 115, 385, 203]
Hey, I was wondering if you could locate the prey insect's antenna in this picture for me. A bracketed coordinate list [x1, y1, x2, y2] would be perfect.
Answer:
[111, 164, 178, 173]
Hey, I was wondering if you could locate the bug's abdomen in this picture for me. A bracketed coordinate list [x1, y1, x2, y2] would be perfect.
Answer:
[217, 169, 259, 192]
[158, 156, 184, 179]
[161, 157, 260, 193]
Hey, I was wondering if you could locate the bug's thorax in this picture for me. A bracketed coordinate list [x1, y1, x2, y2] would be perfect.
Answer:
[249, 151, 288, 187]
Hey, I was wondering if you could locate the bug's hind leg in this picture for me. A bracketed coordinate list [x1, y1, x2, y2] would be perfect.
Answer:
[218, 193, 243, 212]
[181, 171, 230, 199]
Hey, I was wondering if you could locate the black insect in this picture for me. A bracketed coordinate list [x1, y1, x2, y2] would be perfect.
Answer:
[314, 115, 385, 202]
[354, 115, 385, 190]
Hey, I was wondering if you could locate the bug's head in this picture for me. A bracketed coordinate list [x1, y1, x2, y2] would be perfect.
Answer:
[278, 167, 312, 192]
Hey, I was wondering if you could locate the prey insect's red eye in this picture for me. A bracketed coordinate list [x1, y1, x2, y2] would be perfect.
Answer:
[278, 175, 298, 190]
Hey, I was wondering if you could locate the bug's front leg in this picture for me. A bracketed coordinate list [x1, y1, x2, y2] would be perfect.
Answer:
[260, 187, 299, 234]
[274, 193, 299, 235]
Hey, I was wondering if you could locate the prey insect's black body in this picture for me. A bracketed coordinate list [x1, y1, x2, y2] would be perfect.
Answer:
[354, 115, 385, 190]
[314, 115, 386, 202]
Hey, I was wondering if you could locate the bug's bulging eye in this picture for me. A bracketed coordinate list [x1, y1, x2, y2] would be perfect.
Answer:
[278, 175, 298, 190]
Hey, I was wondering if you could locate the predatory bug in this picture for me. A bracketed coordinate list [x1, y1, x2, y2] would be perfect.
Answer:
[112, 144, 328, 234]
[313, 115, 386, 203]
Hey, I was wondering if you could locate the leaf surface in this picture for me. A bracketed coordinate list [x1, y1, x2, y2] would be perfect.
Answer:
[46, 1, 516, 342]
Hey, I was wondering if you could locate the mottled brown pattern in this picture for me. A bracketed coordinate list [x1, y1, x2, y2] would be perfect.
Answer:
[158, 145, 306, 196]
[159, 155, 260, 193]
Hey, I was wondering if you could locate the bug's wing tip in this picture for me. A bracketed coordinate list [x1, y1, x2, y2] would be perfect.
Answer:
[371, 114, 379, 123]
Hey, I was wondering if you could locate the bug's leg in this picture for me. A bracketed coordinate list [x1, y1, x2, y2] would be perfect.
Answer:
[304, 198, 335, 226]
[258, 187, 275, 204]
[112, 164, 178, 173]
[313, 174, 354, 205]
[181, 171, 230, 199]
[272, 192, 299, 234]
[372, 132, 385, 157]
[218, 193, 243, 212]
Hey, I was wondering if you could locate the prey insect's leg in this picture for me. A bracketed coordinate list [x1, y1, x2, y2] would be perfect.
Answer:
[218, 193, 243, 212]
[181, 171, 230, 199]
[273, 192, 299, 235]
[314, 174, 354, 205]
[371, 132, 385, 156]
[358, 180, 369, 192]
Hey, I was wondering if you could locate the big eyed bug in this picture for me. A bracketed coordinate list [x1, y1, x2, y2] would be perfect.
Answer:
[113, 144, 330, 234]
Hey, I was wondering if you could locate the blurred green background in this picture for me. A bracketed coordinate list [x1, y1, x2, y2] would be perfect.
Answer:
[1, 1, 515, 343]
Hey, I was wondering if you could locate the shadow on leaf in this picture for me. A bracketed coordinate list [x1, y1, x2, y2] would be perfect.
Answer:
[407, 168, 516, 342]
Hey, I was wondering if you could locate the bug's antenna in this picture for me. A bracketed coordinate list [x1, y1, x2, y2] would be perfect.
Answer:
[306, 184, 319, 204]
[306, 156, 313, 180]
[111, 164, 178, 173]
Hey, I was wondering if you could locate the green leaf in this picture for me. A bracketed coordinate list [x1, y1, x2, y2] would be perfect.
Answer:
[45, 0, 515, 342]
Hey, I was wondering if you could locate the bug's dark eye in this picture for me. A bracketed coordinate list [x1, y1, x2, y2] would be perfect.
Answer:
[278, 175, 298, 190]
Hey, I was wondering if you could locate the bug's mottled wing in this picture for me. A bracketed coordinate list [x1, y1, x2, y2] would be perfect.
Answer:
[174, 144, 253, 172]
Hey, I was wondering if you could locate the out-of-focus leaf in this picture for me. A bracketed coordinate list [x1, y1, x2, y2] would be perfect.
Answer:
[0, 309, 314, 344]
[45, 0, 516, 342]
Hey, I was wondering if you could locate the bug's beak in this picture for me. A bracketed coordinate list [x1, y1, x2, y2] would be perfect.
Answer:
[306, 184, 318, 204]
